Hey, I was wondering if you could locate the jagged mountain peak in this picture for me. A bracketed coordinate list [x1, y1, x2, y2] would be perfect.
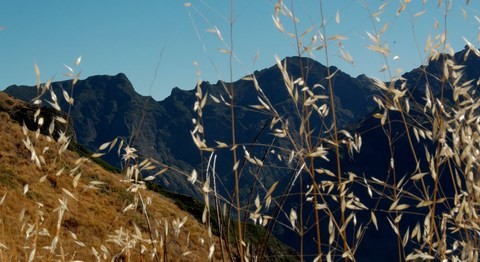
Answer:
[77, 72, 136, 95]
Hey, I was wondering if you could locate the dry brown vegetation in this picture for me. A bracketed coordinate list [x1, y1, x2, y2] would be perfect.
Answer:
[0, 111, 225, 261]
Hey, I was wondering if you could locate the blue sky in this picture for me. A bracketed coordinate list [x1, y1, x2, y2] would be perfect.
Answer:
[1, 1, 479, 100]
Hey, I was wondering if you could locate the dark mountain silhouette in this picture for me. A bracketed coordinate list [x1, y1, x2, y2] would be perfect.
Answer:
[4, 57, 379, 198]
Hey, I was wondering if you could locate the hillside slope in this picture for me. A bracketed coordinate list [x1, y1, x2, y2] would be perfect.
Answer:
[0, 109, 225, 261]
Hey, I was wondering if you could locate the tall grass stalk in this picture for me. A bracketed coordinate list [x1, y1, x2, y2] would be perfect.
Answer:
[226, 1, 246, 260]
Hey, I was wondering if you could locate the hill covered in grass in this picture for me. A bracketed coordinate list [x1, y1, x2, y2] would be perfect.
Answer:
[0, 105, 225, 261]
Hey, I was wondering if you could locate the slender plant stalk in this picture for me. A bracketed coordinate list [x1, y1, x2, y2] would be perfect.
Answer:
[385, 116, 406, 261]
[288, 1, 323, 259]
[138, 193, 161, 262]
[429, 7, 449, 256]
[318, 0, 348, 258]
[226, 1, 245, 260]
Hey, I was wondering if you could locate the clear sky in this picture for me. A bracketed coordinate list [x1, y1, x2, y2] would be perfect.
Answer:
[1, 1, 479, 100]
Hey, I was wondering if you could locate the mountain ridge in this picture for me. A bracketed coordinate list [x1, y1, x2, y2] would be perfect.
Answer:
[4, 56, 379, 198]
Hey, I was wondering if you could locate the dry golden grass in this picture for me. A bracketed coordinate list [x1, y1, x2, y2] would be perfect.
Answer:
[0, 111, 225, 261]
[0, 92, 21, 111]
